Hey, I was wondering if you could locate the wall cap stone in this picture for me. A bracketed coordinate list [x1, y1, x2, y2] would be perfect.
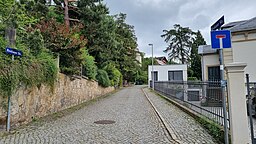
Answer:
[225, 62, 247, 73]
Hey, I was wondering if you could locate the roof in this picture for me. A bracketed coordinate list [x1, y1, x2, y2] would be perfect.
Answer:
[155, 57, 168, 65]
[222, 20, 246, 29]
[198, 45, 217, 55]
[222, 17, 256, 32]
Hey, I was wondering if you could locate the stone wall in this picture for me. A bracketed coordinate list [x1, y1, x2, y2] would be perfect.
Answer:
[0, 74, 114, 127]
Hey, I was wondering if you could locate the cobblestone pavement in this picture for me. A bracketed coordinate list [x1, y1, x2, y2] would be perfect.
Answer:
[143, 88, 217, 144]
[0, 86, 175, 144]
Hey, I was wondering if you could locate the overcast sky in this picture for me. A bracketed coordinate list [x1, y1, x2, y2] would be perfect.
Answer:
[104, 0, 256, 58]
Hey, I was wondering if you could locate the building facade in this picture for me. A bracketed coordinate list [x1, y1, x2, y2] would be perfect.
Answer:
[199, 16, 256, 82]
[148, 64, 187, 85]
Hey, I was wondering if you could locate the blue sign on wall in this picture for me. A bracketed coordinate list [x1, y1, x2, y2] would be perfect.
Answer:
[5, 47, 23, 57]
[211, 30, 232, 49]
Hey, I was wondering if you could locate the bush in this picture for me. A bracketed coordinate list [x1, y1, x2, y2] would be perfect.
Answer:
[135, 71, 147, 85]
[103, 64, 122, 87]
[81, 49, 97, 80]
[0, 37, 58, 97]
[96, 69, 111, 87]
[188, 77, 198, 81]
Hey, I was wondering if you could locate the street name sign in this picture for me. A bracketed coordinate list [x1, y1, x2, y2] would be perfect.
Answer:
[211, 16, 224, 30]
[211, 30, 231, 49]
[5, 47, 23, 57]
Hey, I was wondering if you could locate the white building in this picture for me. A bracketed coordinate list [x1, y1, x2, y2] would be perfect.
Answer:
[148, 64, 187, 85]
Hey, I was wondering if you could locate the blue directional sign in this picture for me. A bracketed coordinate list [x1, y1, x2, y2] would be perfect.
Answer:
[211, 30, 231, 49]
[5, 47, 23, 57]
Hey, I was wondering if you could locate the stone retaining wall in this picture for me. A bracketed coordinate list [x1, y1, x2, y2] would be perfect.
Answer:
[0, 73, 114, 127]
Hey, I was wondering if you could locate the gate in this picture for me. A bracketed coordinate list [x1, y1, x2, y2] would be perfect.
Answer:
[246, 74, 256, 144]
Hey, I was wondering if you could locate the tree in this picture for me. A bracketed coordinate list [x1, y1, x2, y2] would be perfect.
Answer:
[36, 19, 87, 75]
[78, 1, 115, 67]
[113, 13, 138, 82]
[141, 57, 158, 72]
[161, 24, 194, 64]
[189, 31, 206, 80]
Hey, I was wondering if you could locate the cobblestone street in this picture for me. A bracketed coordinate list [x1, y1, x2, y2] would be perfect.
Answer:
[0, 86, 217, 143]
[143, 88, 217, 144]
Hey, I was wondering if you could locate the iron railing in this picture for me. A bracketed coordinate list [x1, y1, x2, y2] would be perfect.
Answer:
[150, 80, 230, 127]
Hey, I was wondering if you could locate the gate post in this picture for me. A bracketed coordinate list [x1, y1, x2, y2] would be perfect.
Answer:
[225, 63, 250, 144]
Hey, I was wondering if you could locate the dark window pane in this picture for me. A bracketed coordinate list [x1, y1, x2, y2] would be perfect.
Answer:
[174, 71, 183, 81]
[151, 71, 158, 81]
[168, 71, 183, 81]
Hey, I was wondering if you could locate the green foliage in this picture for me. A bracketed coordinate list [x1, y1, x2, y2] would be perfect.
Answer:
[189, 31, 206, 80]
[0, 37, 57, 97]
[79, 2, 138, 82]
[96, 69, 111, 87]
[46, 6, 64, 23]
[197, 116, 228, 143]
[0, 0, 140, 99]
[161, 24, 194, 64]
[119, 74, 123, 87]
[103, 63, 122, 87]
[187, 77, 198, 81]
[24, 29, 45, 56]
[135, 70, 147, 85]
[37, 19, 87, 75]
[141, 57, 158, 72]
[81, 48, 97, 80]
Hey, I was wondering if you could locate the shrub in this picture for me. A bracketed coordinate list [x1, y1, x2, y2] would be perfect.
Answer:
[188, 77, 198, 81]
[135, 71, 147, 85]
[96, 69, 111, 87]
[81, 49, 97, 80]
[103, 64, 122, 87]
[0, 37, 58, 97]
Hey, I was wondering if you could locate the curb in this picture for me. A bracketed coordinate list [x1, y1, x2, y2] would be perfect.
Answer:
[142, 88, 181, 143]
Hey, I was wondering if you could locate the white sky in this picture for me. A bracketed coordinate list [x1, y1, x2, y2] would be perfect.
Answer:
[104, 0, 256, 58]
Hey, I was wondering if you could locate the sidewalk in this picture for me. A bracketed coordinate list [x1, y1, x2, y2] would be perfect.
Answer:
[143, 88, 218, 144]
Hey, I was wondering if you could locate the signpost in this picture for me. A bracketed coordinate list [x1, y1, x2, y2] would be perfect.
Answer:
[6, 47, 23, 57]
[210, 16, 230, 144]
[5, 47, 22, 132]
[211, 15, 224, 30]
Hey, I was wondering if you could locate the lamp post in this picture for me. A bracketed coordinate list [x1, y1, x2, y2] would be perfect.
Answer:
[148, 44, 154, 90]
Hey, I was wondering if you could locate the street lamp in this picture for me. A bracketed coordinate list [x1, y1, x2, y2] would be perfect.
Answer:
[148, 44, 154, 90]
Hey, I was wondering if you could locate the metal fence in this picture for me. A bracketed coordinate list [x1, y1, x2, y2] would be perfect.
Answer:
[151, 80, 230, 127]
[246, 74, 256, 144]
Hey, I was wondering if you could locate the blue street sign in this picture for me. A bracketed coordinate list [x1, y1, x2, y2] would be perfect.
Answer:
[5, 47, 23, 57]
[211, 16, 224, 30]
[211, 30, 232, 49]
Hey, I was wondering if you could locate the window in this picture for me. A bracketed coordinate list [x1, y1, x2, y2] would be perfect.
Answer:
[208, 66, 220, 81]
[151, 71, 158, 81]
[168, 71, 183, 81]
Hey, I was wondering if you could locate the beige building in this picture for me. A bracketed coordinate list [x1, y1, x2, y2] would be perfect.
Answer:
[135, 48, 143, 66]
[199, 16, 256, 82]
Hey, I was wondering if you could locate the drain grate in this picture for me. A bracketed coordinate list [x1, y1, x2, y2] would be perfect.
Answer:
[94, 120, 115, 124]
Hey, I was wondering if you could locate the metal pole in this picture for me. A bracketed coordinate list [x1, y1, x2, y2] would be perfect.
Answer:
[149, 44, 154, 90]
[219, 48, 229, 144]
[7, 55, 14, 132]
[81, 64, 83, 76]
[246, 74, 255, 144]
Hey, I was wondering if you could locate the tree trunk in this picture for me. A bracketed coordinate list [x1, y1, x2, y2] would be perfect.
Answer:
[64, 0, 70, 30]
[5, 28, 16, 47]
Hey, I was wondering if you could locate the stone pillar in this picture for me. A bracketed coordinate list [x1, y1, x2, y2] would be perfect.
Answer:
[225, 62, 250, 144]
